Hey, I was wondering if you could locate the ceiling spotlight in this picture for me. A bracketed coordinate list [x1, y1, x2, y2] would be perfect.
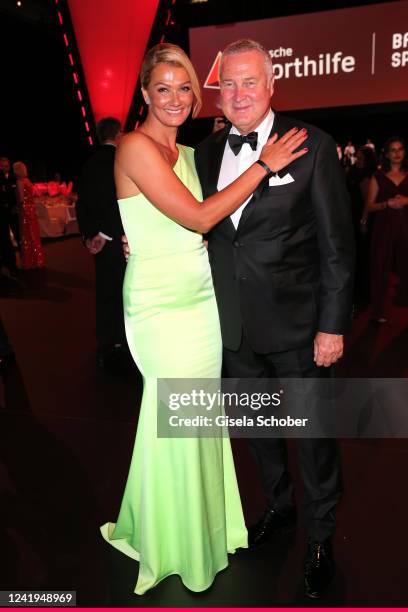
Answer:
[16, 0, 22, 6]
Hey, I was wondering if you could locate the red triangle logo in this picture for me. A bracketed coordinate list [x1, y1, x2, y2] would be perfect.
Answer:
[204, 51, 222, 89]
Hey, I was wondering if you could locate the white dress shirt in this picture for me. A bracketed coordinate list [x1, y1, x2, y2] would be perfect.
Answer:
[217, 109, 275, 229]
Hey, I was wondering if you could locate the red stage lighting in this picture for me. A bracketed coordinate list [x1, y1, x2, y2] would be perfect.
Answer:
[68, 0, 159, 126]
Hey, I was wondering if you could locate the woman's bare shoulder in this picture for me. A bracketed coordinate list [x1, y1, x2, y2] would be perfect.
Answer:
[118, 131, 163, 163]
[120, 130, 155, 150]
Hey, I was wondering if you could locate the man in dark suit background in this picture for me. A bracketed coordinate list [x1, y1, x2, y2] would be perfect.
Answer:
[0, 156, 19, 277]
[195, 39, 355, 598]
[0, 317, 15, 373]
[76, 117, 128, 370]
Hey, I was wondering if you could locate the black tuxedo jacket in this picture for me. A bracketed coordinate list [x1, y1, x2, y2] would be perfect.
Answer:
[76, 144, 123, 240]
[195, 113, 355, 353]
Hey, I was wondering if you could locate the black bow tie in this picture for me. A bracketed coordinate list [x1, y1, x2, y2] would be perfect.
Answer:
[228, 131, 258, 155]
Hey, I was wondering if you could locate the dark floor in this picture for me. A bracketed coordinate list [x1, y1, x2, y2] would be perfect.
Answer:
[0, 236, 407, 607]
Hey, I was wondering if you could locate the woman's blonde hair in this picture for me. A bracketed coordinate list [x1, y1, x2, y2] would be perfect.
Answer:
[13, 161, 28, 179]
[140, 43, 202, 118]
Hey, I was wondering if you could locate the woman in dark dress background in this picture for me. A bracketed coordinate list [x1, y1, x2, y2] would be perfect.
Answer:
[365, 137, 408, 322]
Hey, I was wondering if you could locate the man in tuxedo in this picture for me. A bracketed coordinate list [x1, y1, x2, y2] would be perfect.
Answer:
[76, 117, 128, 370]
[194, 39, 355, 598]
[0, 156, 19, 277]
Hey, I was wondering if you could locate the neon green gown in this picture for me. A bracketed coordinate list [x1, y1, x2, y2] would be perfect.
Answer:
[100, 144, 247, 595]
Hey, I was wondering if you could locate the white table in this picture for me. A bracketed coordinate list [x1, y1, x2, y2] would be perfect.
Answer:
[34, 195, 79, 238]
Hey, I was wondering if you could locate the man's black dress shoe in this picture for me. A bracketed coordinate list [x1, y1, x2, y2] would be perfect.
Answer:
[304, 538, 334, 598]
[248, 505, 297, 549]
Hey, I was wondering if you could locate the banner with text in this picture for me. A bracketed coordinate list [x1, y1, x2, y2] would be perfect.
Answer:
[189, 0, 408, 116]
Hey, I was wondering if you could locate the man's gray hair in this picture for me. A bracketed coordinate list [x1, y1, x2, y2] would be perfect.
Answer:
[219, 39, 274, 80]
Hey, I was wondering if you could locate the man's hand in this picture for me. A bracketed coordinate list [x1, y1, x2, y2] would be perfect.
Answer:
[260, 127, 308, 173]
[122, 234, 130, 261]
[314, 332, 343, 367]
[86, 235, 106, 255]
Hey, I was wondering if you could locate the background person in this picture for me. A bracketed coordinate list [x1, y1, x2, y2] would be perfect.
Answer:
[76, 117, 129, 370]
[348, 145, 378, 307]
[13, 161, 45, 270]
[365, 136, 408, 323]
[0, 156, 19, 277]
[0, 317, 15, 373]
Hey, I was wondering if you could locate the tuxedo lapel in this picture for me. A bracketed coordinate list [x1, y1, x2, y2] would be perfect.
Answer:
[207, 126, 228, 195]
[206, 125, 236, 238]
[270, 112, 286, 139]
[236, 112, 291, 234]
